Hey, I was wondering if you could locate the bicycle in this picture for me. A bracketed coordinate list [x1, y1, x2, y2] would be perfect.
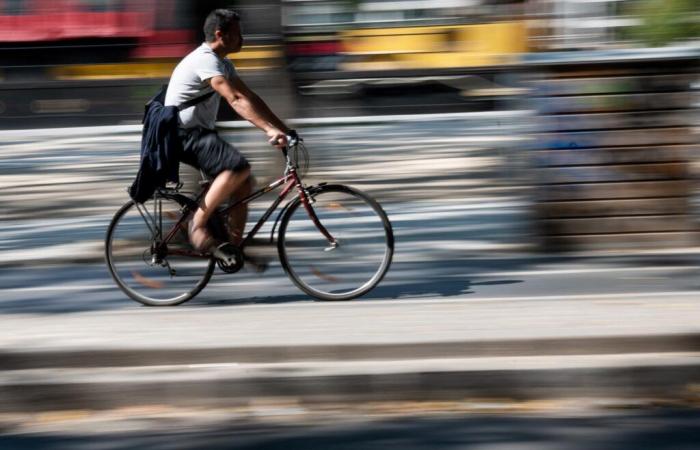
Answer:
[105, 135, 394, 306]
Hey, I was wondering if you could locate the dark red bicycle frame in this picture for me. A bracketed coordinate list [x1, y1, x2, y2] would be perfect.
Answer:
[152, 161, 336, 258]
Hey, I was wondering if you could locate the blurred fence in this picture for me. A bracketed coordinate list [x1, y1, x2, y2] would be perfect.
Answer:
[525, 47, 700, 251]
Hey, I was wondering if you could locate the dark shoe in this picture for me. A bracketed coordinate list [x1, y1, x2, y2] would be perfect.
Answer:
[243, 253, 269, 273]
[242, 239, 273, 273]
[214, 242, 244, 273]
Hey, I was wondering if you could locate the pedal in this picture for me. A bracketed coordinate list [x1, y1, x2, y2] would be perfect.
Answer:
[215, 243, 244, 274]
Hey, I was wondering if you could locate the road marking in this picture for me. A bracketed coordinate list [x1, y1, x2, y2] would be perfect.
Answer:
[1, 285, 116, 293]
[386, 291, 700, 305]
[481, 266, 698, 277]
[172, 290, 700, 313]
[2, 110, 530, 138]
[187, 363, 241, 369]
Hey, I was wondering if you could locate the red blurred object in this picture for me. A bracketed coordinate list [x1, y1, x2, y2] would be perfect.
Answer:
[0, 11, 151, 42]
[287, 41, 343, 56]
[133, 30, 194, 58]
[0, 0, 195, 58]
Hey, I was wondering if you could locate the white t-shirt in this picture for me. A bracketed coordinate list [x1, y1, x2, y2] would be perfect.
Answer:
[165, 43, 238, 130]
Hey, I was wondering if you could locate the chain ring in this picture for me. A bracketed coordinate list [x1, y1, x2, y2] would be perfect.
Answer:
[216, 243, 245, 274]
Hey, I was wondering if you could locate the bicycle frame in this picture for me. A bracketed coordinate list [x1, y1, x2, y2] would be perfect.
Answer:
[142, 146, 337, 259]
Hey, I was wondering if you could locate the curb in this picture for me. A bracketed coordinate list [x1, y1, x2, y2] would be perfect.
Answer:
[1, 334, 699, 370]
[1, 334, 699, 412]
[1, 354, 698, 413]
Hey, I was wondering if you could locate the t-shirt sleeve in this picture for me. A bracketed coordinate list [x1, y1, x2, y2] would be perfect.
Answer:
[194, 54, 228, 82]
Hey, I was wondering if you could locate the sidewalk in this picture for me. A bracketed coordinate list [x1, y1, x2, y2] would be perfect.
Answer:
[1, 293, 699, 412]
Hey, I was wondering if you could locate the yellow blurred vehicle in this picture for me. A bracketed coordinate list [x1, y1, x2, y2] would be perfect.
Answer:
[282, 0, 529, 97]
[338, 22, 527, 71]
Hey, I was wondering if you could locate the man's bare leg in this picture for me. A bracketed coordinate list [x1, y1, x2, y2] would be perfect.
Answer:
[190, 167, 251, 250]
[226, 177, 252, 246]
[227, 177, 268, 272]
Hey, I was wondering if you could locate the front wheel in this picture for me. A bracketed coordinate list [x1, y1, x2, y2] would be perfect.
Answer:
[278, 185, 394, 300]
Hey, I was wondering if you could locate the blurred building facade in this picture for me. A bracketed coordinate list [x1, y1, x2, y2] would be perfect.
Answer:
[0, 0, 697, 127]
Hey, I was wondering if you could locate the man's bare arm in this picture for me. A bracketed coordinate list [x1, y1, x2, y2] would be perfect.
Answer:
[209, 75, 290, 146]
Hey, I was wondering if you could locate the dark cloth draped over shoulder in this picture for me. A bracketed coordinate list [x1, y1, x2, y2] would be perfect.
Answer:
[128, 87, 182, 203]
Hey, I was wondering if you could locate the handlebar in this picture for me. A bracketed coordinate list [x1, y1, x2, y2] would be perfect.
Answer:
[281, 130, 302, 160]
[282, 129, 308, 176]
[286, 129, 301, 149]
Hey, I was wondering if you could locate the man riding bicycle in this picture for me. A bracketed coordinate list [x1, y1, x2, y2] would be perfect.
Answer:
[165, 9, 293, 254]
[107, 10, 393, 304]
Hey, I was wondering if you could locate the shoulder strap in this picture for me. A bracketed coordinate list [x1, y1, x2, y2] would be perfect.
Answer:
[146, 84, 217, 111]
[177, 89, 216, 111]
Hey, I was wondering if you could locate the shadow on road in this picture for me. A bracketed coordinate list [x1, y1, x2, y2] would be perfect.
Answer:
[198, 258, 525, 307]
[0, 257, 527, 314]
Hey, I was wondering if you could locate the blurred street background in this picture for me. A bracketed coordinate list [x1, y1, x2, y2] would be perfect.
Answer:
[1, 0, 700, 448]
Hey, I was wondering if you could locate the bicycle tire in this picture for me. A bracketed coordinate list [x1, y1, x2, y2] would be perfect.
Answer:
[105, 198, 215, 306]
[277, 184, 393, 301]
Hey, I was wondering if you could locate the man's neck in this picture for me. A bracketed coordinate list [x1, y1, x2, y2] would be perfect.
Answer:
[205, 41, 228, 58]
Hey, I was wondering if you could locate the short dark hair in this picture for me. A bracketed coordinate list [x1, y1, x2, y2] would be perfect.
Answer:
[203, 9, 240, 42]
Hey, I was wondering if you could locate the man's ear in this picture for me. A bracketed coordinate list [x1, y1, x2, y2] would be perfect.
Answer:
[214, 29, 223, 41]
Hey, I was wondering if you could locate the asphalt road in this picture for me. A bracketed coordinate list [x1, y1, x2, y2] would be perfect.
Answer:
[2, 408, 699, 450]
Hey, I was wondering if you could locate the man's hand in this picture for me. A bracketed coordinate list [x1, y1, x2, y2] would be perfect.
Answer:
[266, 128, 288, 149]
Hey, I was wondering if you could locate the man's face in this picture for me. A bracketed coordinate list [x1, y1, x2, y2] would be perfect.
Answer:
[219, 21, 243, 53]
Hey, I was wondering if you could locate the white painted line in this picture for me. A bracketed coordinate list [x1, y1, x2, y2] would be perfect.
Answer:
[1, 285, 116, 293]
[2, 111, 530, 138]
[187, 363, 241, 369]
[482, 265, 699, 277]
[395, 291, 700, 304]
[283, 110, 531, 126]
[173, 290, 700, 313]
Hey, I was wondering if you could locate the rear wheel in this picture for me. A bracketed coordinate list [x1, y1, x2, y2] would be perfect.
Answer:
[105, 196, 215, 306]
[278, 185, 393, 300]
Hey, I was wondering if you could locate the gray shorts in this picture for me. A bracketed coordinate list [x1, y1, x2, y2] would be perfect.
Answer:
[178, 128, 250, 177]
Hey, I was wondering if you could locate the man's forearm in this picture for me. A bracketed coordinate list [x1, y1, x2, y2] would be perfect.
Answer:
[250, 94, 288, 132]
[229, 94, 288, 133]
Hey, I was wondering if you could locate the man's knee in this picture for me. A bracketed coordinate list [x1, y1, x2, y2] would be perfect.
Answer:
[243, 173, 255, 192]
[219, 167, 250, 184]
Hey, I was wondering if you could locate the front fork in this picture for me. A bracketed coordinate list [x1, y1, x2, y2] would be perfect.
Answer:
[296, 183, 338, 250]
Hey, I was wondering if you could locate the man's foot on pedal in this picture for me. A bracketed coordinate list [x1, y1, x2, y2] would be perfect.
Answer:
[214, 242, 239, 263]
[243, 253, 269, 273]
[242, 239, 273, 273]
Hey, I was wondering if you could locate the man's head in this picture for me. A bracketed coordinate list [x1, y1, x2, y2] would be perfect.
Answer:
[204, 9, 242, 54]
